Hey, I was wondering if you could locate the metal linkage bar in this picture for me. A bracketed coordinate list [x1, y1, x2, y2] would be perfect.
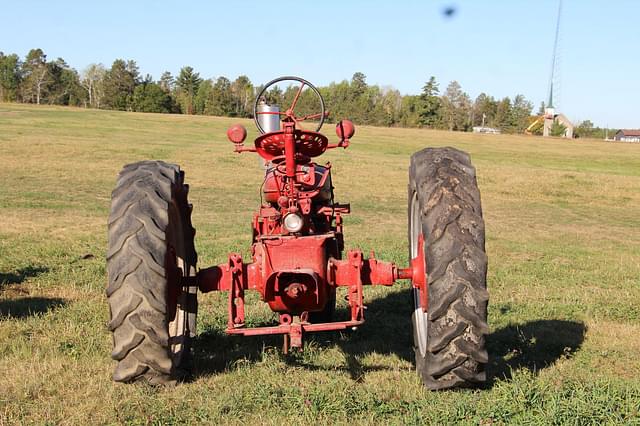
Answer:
[190, 235, 427, 350]
[228, 254, 245, 328]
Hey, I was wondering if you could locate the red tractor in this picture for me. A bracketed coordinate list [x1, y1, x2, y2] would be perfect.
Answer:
[106, 76, 488, 390]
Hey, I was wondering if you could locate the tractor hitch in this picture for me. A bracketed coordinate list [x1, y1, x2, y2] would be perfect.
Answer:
[191, 233, 426, 352]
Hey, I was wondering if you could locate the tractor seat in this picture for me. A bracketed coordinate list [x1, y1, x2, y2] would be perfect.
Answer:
[255, 130, 329, 161]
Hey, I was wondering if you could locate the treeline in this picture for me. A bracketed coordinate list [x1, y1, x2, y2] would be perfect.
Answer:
[0, 48, 601, 136]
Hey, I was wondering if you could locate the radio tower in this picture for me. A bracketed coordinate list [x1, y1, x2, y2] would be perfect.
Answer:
[543, 0, 562, 137]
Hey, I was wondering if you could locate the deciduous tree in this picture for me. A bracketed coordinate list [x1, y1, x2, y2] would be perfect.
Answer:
[441, 80, 470, 131]
[231, 75, 253, 117]
[22, 48, 49, 104]
[81, 63, 106, 108]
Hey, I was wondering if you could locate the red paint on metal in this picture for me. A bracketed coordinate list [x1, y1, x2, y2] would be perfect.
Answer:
[227, 318, 365, 352]
[407, 234, 427, 312]
[228, 254, 245, 328]
[336, 119, 355, 140]
[254, 129, 329, 161]
[195, 78, 433, 351]
[289, 83, 305, 113]
[328, 251, 399, 288]
[227, 124, 247, 144]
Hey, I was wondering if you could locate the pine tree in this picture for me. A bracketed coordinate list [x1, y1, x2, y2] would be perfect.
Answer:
[102, 59, 139, 110]
[418, 76, 441, 128]
[176, 66, 201, 114]
[159, 71, 175, 93]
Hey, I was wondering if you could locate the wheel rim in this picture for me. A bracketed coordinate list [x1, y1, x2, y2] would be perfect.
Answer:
[167, 251, 187, 363]
[166, 183, 196, 367]
[410, 191, 428, 356]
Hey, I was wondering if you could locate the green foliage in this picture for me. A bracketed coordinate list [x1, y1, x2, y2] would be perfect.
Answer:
[81, 63, 106, 108]
[209, 76, 233, 116]
[0, 52, 21, 102]
[574, 120, 614, 139]
[131, 82, 173, 113]
[159, 71, 174, 93]
[21, 48, 49, 104]
[231, 75, 253, 117]
[472, 93, 497, 127]
[495, 97, 512, 131]
[46, 58, 86, 106]
[102, 59, 140, 110]
[441, 80, 471, 131]
[418, 76, 441, 128]
[176, 66, 201, 114]
[193, 79, 212, 115]
[398, 95, 420, 127]
[551, 119, 568, 137]
[0, 47, 599, 136]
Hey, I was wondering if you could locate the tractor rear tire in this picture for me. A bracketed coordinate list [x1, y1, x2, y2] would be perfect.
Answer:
[107, 161, 198, 385]
[409, 147, 489, 390]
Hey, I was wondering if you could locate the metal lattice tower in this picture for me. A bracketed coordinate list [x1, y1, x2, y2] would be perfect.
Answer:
[543, 0, 563, 137]
[547, 0, 562, 110]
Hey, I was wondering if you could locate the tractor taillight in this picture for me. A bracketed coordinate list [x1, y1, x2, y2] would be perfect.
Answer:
[227, 124, 247, 144]
[336, 120, 355, 140]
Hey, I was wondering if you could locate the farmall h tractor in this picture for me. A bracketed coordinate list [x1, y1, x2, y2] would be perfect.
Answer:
[106, 76, 488, 390]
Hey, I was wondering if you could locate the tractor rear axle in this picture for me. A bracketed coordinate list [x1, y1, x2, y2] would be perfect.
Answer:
[192, 235, 426, 352]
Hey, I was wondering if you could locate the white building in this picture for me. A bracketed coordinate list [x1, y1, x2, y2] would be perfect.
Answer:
[613, 130, 640, 142]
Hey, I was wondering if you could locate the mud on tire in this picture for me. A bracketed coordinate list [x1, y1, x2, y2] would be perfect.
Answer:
[107, 160, 197, 384]
[409, 147, 489, 390]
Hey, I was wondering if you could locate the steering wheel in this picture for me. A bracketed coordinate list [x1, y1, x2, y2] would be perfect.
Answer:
[253, 76, 326, 134]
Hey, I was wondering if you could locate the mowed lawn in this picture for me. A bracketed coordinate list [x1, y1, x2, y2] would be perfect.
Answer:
[1, 103, 639, 424]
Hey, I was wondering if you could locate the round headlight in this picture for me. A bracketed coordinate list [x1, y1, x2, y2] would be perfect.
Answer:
[283, 213, 304, 233]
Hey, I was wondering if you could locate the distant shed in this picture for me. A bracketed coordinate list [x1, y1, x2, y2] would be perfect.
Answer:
[472, 126, 501, 134]
[614, 129, 640, 142]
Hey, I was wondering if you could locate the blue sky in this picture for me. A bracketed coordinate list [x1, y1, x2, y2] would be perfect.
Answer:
[2, 1, 639, 128]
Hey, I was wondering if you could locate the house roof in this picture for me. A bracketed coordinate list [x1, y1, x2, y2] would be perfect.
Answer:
[617, 129, 640, 136]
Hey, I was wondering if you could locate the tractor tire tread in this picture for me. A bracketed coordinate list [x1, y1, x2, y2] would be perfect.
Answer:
[107, 160, 192, 384]
[410, 147, 488, 390]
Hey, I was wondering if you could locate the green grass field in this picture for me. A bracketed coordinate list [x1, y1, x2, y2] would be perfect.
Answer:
[1, 103, 639, 424]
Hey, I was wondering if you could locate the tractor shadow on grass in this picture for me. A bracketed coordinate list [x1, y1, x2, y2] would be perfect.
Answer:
[0, 297, 66, 319]
[0, 266, 49, 288]
[192, 328, 283, 377]
[191, 289, 415, 381]
[190, 289, 586, 386]
[0, 266, 64, 319]
[308, 288, 416, 381]
[487, 319, 586, 384]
